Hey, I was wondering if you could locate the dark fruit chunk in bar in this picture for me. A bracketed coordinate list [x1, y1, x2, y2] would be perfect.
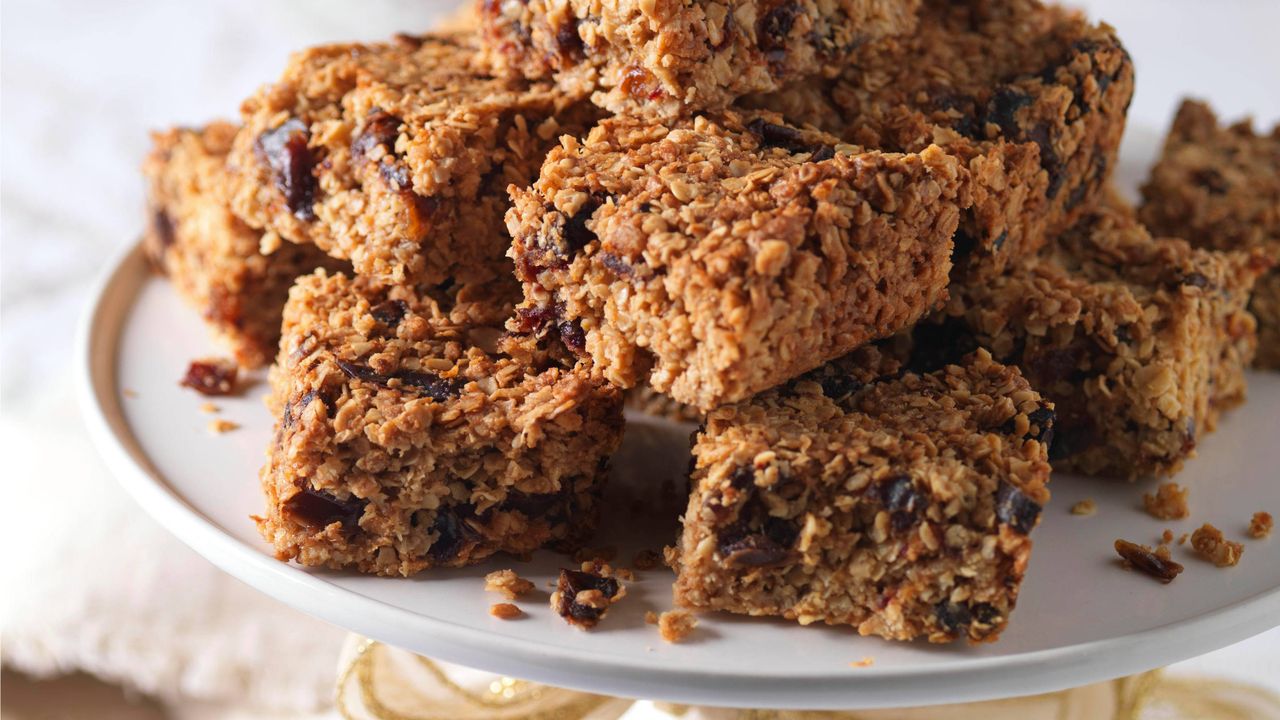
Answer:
[335, 359, 464, 401]
[1114, 539, 1183, 583]
[256, 118, 317, 220]
[180, 357, 238, 396]
[351, 110, 402, 165]
[879, 474, 926, 532]
[284, 487, 367, 530]
[552, 568, 621, 628]
[427, 506, 479, 562]
[994, 482, 1041, 534]
[369, 299, 409, 326]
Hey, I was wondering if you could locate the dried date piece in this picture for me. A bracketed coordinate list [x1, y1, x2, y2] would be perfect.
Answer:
[1114, 538, 1183, 583]
[181, 357, 239, 396]
[551, 568, 624, 629]
[256, 118, 317, 220]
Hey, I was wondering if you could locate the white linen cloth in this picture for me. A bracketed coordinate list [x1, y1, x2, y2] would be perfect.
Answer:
[1, 1, 1277, 717]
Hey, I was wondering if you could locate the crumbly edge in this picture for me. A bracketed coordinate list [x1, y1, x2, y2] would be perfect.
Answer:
[674, 347, 1052, 643]
[747, 0, 1135, 280]
[479, 0, 920, 118]
[257, 270, 624, 576]
[142, 122, 342, 368]
[508, 110, 966, 410]
[1139, 99, 1280, 368]
[228, 32, 599, 287]
[917, 205, 1265, 478]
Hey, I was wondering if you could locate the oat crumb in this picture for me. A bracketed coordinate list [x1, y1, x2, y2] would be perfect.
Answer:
[123, 389, 139, 398]
[1143, 483, 1189, 520]
[1248, 512, 1273, 539]
[208, 418, 240, 434]
[490, 603, 522, 620]
[1191, 523, 1243, 567]
[616, 568, 635, 581]
[199, 402, 220, 414]
[484, 569, 535, 600]
[1070, 499, 1097, 516]
[850, 657, 875, 668]
[1178, 533, 1190, 546]
[1161, 529, 1174, 544]
[658, 609, 697, 643]
[645, 611, 659, 624]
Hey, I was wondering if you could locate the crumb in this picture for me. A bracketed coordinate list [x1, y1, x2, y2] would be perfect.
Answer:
[662, 545, 680, 569]
[1143, 483, 1189, 520]
[633, 549, 661, 570]
[645, 611, 659, 624]
[1114, 538, 1184, 583]
[1154, 544, 1172, 561]
[1191, 523, 1243, 567]
[1070, 499, 1097, 516]
[208, 418, 240, 434]
[658, 609, 697, 643]
[616, 568, 635, 581]
[1178, 533, 1190, 545]
[484, 569, 534, 600]
[123, 389, 139, 398]
[181, 357, 239, 396]
[580, 560, 615, 577]
[1248, 512, 1273, 539]
[1161, 529, 1174, 544]
[199, 402, 220, 414]
[572, 546, 617, 564]
[551, 569, 624, 629]
[849, 657, 875, 668]
[490, 603, 522, 620]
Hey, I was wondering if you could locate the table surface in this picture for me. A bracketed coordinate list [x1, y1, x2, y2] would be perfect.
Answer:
[2, 0, 1278, 713]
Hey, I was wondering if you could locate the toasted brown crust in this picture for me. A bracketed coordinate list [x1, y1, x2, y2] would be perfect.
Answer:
[507, 110, 967, 410]
[674, 347, 1052, 643]
[228, 33, 600, 287]
[258, 270, 624, 576]
[1140, 99, 1280, 368]
[143, 123, 343, 367]
[911, 205, 1266, 478]
[748, 0, 1134, 280]
[480, 0, 920, 118]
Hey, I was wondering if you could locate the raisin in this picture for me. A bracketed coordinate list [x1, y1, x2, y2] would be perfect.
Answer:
[619, 65, 663, 100]
[284, 487, 366, 530]
[151, 209, 175, 251]
[1026, 343, 1086, 385]
[729, 466, 756, 490]
[370, 299, 409, 326]
[1179, 272, 1210, 289]
[180, 358, 238, 396]
[557, 319, 587, 355]
[427, 506, 478, 563]
[819, 373, 863, 402]
[351, 110, 402, 165]
[984, 88, 1032, 135]
[256, 118, 317, 220]
[934, 601, 972, 633]
[553, 569, 620, 626]
[512, 304, 559, 335]
[554, 19, 584, 60]
[282, 390, 318, 430]
[994, 482, 1041, 534]
[718, 531, 793, 568]
[879, 474, 925, 532]
[970, 603, 1000, 625]
[1048, 412, 1097, 461]
[1192, 167, 1229, 194]
[335, 359, 465, 401]
[746, 117, 825, 156]
[1025, 406, 1056, 448]
[599, 252, 634, 277]
[1114, 538, 1184, 583]
[808, 145, 836, 162]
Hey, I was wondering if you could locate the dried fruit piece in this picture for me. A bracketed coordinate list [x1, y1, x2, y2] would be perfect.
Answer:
[1191, 524, 1243, 567]
[484, 569, 535, 600]
[284, 487, 367, 530]
[551, 568, 624, 629]
[994, 482, 1042, 534]
[256, 119, 317, 220]
[181, 357, 238, 396]
[1115, 538, 1184, 583]
[1248, 512, 1273, 539]
[1143, 483, 1190, 520]
[335, 359, 464, 401]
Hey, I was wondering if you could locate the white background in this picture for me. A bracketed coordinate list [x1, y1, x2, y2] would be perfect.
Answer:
[2, 0, 1278, 714]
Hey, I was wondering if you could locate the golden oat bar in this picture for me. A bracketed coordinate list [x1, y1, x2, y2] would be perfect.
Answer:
[507, 111, 967, 411]
[142, 122, 344, 368]
[228, 33, 599, 287]
[1140, 99, 1280, 368]
[750, 0, 1134, 280]
[909, 205, 1267, 479]
[479, 0, 920, 118]
[673, 347, 1052, 644]
[258, 270, 624, 576]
